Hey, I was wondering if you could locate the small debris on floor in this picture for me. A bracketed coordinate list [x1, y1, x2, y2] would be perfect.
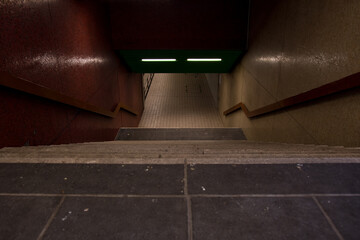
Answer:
[201, 186, 206, 191]
[62, 211, 72, 221]
[84, 208, 89, 212]
[64, 177, 68, 181]
[296, 164, 303, 170]
[151, 199, 158, 203]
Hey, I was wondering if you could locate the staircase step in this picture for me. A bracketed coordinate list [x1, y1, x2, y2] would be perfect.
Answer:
[1, 137, 360, 165]
[116, 128, 247, 140]
[2, 142, 359, 154]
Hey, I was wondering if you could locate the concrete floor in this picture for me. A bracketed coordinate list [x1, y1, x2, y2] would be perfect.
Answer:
[0, 162, 359, 240]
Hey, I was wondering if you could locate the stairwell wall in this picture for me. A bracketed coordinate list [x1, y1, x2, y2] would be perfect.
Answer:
[0, 0, 143, 148]
[219, 0, 360, 146]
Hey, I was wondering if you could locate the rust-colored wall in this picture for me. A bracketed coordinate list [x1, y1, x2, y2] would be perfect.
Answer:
[110, 0, 249, 50]
[0, 0, 143, 148]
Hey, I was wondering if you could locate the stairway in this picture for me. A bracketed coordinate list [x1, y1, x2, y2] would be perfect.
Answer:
[1, 129, 359, 164]
[1, 129, 360, 240]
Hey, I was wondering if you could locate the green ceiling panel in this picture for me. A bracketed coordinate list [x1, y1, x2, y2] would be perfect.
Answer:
[116, 50, 243, 73]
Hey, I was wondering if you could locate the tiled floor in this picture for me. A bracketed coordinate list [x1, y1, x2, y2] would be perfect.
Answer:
[139, 74, 224, 128]
[0, 163, 359, 239]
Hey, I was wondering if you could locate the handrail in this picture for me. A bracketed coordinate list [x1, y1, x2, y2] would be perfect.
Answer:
[223, 72, 360, 118]
[0, 71, 138, 118]
[143, 73, 154, 100]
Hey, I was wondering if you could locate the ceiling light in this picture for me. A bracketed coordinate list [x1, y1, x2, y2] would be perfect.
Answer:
[187, 58, 222, 62]
[141, 59, 176, 62]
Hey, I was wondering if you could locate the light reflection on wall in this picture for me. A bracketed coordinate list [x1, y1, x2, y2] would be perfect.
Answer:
[28, 54, 106, 67]
[255, 55, 284, 63]
[6, 0, 57, 6]
[255, 54, 346, 66]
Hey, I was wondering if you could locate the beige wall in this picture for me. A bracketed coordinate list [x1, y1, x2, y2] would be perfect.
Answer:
[219, 0, 360, 147]
[205, 74, 219, 107]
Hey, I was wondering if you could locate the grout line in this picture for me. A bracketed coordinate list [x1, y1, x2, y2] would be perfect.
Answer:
[184, 159, 193, 240]
[190, 193, 360, 198]
[36, 196, 65, 240]
[0, 193, 185, 198]
[0, 193, 359, 198]
[312, 196, 344, 240]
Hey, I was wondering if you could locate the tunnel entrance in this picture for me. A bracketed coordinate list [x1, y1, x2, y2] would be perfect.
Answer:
[139, 73, 222, 128]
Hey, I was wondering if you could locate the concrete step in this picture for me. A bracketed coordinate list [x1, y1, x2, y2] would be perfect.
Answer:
[2, 143, 359, 154]
[2, 143, 360, 154]
[2, 151, 360, 159]
[1, 135, 360, 165]
[116, 128, 247, 140]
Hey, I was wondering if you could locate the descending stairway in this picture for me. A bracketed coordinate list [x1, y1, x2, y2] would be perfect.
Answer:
[1, 128, 359, 164]
[1, 128, 360, 240]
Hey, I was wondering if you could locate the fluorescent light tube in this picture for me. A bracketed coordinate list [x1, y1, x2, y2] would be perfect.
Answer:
[187, 58, 222, 62]
[141, 59, 176, 62]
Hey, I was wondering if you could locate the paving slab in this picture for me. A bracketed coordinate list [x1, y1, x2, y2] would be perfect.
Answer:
[317, 196, 360, 240]
[43, 197, 187, 240]
[187, 164, 360, 194]
[0, 164, 184, 195]
[0, 196, 60, 240]
[191, 197, 338, 240]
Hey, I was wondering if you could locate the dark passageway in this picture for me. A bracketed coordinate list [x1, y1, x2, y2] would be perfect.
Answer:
[0, 0, 359, 239]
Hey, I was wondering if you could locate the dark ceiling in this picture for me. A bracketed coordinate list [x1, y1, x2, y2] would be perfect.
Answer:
[106, 0, 249, 72]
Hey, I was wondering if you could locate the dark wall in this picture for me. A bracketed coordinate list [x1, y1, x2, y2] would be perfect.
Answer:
[110, 0, 249, 50]
[0, 0, 143, 148]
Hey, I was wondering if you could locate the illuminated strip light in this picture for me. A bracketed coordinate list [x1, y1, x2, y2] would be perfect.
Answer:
[141, 59, 176, 62]
[187, 58, 222, 62]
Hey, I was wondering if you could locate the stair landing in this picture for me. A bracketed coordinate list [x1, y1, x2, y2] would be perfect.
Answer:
[0, 140, 359, 239]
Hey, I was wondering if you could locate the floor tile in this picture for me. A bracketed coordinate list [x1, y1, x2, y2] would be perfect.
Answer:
[191, 197, 338, 240]
[43, 197, 187, 240]
[139, 73, 223, 128]
[0, 164, 184, 194]
[317, 197, 360, 240]
[0, 196, 60, 240]
[188, 164, 360, 194]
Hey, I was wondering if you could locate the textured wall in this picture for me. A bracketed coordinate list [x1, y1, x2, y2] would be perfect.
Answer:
[205, 74, 219, 107]
[219, 0, 360, 146]
[0, 0, 143, 147]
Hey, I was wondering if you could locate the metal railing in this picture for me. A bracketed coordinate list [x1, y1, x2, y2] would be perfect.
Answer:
[143, 73, 154, 101]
